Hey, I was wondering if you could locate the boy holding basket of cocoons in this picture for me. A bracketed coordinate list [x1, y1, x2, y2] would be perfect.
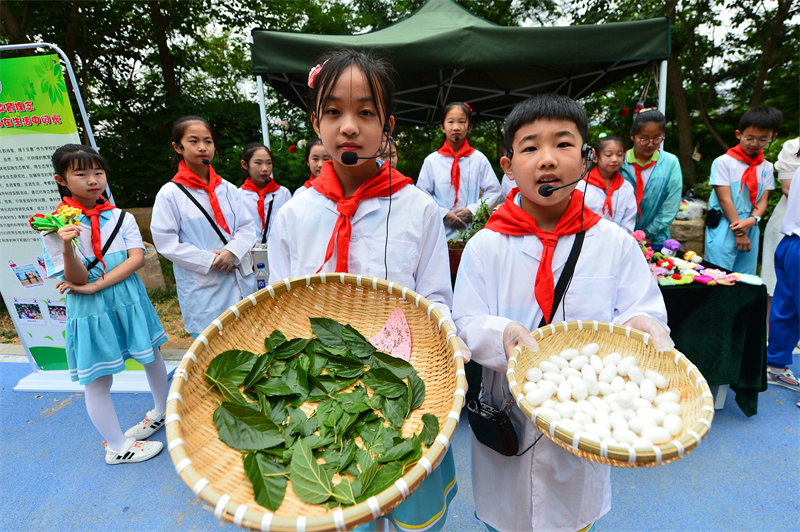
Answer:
[453, 94, 672, 532]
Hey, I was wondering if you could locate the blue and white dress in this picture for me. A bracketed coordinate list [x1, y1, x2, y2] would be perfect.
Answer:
[42, 208, 167, 384]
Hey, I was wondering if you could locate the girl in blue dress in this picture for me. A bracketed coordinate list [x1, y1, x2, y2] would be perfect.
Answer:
[41, 144, 169, 464]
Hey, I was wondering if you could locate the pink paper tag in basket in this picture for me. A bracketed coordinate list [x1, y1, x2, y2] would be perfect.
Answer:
[369, 307, 412, 362]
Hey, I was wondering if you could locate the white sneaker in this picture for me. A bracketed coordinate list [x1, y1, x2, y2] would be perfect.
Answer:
[124, 410, 165, 440]
[104, 437, 163, 465]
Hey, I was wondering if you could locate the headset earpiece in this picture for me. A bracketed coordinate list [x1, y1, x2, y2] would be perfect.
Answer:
[581, 143, 590, 158]
[506, 147, 514, 159]
[177, 143, 184, 149]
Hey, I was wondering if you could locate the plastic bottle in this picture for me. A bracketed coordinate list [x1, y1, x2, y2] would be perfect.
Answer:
[255, 262, 268, 290]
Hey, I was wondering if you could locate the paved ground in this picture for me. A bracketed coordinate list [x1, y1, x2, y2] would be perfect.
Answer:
[1, 346, 797, 532]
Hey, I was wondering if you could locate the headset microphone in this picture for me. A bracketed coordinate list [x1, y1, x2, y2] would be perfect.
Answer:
[538, 145, 594, 198]
[202, 158, 211, 165]
[341, 126, 392, 166]
[95, 197, 106, 205]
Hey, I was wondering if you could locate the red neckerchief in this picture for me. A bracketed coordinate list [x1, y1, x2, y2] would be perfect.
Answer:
[311, 161, 412, 273]
[58, 197, 115, 271]
[303, 173, 316, 188]
[241, 177, 280, 230]
[726, 145, 764, 207]
[485, 188, 601, 323]
[171, 160, 231, 234]
[627, 150, 657, 218]
[586, 166, 625, 217]
[437, 139, 476, 208]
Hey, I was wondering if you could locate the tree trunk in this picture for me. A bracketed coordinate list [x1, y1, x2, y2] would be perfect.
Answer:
[667, 54, 696, 188]
[147, 0, 179, 98]
[748, 0, 793, 108]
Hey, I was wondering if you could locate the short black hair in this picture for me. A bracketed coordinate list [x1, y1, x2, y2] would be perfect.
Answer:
[170, 115, 218, 170]
[503, 94, 589, 152]
[739, 107, 782, 133]
[51, 144, 110, 199]
[240, 142, 272, 181]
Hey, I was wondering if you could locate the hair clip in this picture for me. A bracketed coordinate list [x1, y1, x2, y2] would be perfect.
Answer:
[598, 132, 608, 138]
[307, 59, 329, 89]
[636, 106, 657, 115]
[463, 102, 473, 112]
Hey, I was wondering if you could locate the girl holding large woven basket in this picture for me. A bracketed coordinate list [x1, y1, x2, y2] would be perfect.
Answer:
[453, 94, 673, 532]
[267, 48, 459, 532]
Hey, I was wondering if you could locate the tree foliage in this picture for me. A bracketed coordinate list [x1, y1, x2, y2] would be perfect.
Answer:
[1, 0, 796, 206]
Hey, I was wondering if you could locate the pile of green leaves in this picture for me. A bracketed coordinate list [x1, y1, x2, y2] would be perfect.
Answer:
[203, 317, 439, 512]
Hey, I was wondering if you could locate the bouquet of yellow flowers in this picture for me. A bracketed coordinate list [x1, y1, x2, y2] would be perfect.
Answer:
[29, 205, 82, 250]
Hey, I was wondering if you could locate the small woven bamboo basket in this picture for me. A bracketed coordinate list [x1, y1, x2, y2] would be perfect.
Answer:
[506, 320, 714, 467]
[166, 273, 466, 532]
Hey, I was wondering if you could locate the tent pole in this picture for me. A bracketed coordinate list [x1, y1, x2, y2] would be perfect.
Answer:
[657, 59, 667, 115]
[257, 75, 270, 149]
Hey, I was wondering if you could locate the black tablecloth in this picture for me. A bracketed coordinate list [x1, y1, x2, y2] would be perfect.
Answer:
[660, 281, 767, 417]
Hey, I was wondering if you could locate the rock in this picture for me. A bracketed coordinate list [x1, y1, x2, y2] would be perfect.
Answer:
[138, 241, 165, 291]
[126, 207, 153, 244]
[670, 218, 704, 255]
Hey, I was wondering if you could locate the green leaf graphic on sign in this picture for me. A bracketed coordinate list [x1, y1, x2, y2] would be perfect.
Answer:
[44, 336, 53, 341]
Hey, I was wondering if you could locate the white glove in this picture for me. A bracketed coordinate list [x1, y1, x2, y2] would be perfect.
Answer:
[623, 315, 675, 352]
[503, 321, 539, 360]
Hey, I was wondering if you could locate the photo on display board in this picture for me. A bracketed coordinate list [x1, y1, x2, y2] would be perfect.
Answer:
[8, 261, 45, 289]
[45, 300, 67, 326]
[35, 255, 47, 278]
[13, 299, 45, 325]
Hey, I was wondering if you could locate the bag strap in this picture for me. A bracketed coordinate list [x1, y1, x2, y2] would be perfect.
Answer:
[86, 210, 127, 272]
[174, 182, 229, 245]
[261, 196, 275, 244]
[538, 230, 586, 328]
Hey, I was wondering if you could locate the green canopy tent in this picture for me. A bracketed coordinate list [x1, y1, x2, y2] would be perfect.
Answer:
[251, 0, 670, 136]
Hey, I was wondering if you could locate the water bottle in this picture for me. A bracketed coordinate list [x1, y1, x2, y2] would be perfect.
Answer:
[255, 262, 268, 290]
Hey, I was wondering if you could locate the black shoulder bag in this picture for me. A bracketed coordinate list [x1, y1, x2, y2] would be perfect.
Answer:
[467, 230, 586, 456]
[85, 210, 127, 272]
[174, 183, 229, 245]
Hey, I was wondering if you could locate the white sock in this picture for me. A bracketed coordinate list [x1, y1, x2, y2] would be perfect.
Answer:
[143, 347, 169, 416]
[84, 374, 126, 450]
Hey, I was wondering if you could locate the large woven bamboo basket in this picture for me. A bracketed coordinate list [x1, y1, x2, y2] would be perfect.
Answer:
[165, 273, 466, 532]
[506, 320, 714, 467]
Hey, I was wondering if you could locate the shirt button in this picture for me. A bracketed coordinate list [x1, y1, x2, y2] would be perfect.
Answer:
[350, 233, 359, 242]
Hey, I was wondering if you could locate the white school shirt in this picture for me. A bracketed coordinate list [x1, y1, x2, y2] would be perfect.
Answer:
[781, 167, 800, 237]
[575, 178, 638, 233]
[239, 185, 292, 244]
[150, 179, 257, 335]
[417, 149, 502, 240]
[452, 211, 668, 532]
[709, 154, 775, 211]
[267, 185, 453, 320]
[500, 174, 515, 201]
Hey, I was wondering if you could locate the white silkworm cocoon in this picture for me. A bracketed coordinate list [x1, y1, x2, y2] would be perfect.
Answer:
[576, 431, 601, 445]
[657, 402, 683, 415]
[569, 355, 589, 370]
[611, 376, 626, 392]
[525, 388, 552, 407]
[588, 395, 610, 413]
[543, 372, 565, 385]
[603, 392, 619, 405]
[548, 355, 569, 370]
[641, 426, 670, 445]
[557, 380, 572, 402]
[542, 399, 557, 409]
[598, 365, 617, 384]
[594, 408, 610, 430]
[525, 367, 543, 383]
[573, 412, 594, 427]
[637, 407, 666, 425]
[640, 379, 657, 403]
[603, 352, 622, 367]
[559, 348, 580, 361]
[567, 375, 584, 389]
[624, 381, 641, 399]
[613, 428, 638, 445]
[628, 365, 645, 385]
[663, 414, 683, 436]
[571, 380, 588, 401]
[628, 416, 658, 435]
[598, 382, 614, 396]
[538, 361, 559, 374]
[609, 412, 629, 431]
[617, 356, 638, 376]
[645, 369, 669, 389]
[601, 436, 619, 450]
[558, 418, 582, 434]
[560, 367, 582, 379]
[584, 375, 599, 397]
[554, 401, 575, 420]
[536, 406, 561, 423]
[655, 392, 680, 406]
[616, 390, 632, 408]
[585, 423, 612, 440]
[575, 399, 596, 417]
[590, 354, 604, 374]
[632, 398, 653, 411]
[633, 437, 654, 449]
[523, 381, 537, 394]
[580, 343, 601, 357]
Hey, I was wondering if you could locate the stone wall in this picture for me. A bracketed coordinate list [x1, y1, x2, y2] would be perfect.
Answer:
[670, 218, 704, 256]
